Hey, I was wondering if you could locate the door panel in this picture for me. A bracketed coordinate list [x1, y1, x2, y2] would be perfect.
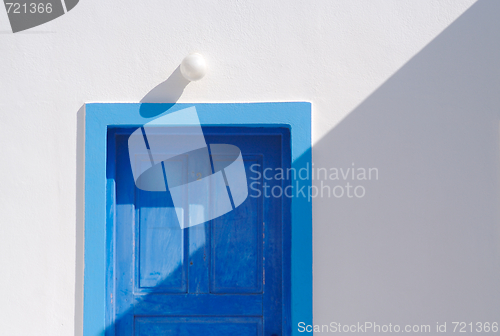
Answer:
[110, 127, 289, 336]
[211, 158, 263, 294]
[138, 200, 187, 291]
[136, 154, 188, 292]
[135, 317, 263, 336]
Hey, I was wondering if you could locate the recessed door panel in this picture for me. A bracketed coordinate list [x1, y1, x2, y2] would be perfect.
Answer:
[135, 317, 263, 336]
[211, 156, 263, 294]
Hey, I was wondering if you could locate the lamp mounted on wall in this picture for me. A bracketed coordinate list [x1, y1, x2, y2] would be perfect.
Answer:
[180, 53, 207, 81]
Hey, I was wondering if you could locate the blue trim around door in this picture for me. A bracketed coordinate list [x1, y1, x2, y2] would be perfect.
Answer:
[83, 103, 312, 336]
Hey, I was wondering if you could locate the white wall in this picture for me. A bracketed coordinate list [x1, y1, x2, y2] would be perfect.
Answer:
[2, 0, 500, 335]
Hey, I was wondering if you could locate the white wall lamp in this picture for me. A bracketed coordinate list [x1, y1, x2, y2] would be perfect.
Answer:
[180, 53, 207, 81]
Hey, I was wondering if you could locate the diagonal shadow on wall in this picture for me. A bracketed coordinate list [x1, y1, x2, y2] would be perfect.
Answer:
[310, 0, 500, 328]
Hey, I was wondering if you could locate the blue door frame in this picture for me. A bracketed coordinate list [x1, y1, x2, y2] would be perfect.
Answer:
[84, 103, 312, 336]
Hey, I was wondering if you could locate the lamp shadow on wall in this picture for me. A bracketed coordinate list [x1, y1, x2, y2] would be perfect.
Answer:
[139, 65, 190, 118]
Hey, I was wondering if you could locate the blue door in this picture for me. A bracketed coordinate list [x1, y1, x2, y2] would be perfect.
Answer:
[108, 127, 291, 336]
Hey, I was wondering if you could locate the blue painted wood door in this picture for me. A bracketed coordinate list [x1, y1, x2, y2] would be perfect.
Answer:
[109, 127, 290, 336]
